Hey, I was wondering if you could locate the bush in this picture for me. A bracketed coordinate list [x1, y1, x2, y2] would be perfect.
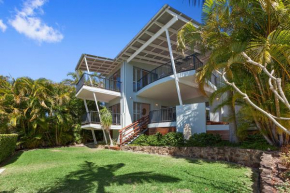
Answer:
[161, 132, 184, 147]
[132, 134, 148, 146]
[0, 134, 18, 163]
[146, 132, 164, 146]
[239, 134, 277, 151]
[186, 133, 222, 147]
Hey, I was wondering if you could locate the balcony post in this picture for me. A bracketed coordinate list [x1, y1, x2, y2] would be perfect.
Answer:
[84, 55, 108, 145]
[165, 29, 183, 105]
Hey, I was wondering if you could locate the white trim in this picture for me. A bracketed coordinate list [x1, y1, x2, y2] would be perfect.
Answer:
[206, 125, 229, 131]
[81, 124, 122, 130]
[148, 122, 176, 128]
[76, 85, 121, 98]
[127, 16, 178, 63]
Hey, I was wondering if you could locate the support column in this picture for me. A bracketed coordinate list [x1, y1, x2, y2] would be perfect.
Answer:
[165, 29, 183, 105]
[84, 55, 108, 144]
[84, 100, 97, 144]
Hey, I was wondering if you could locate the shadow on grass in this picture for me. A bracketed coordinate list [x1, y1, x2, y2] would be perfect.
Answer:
[184, 158, 258, 193]
[0, 151, 23, 167]
[39, 161, 180, 193]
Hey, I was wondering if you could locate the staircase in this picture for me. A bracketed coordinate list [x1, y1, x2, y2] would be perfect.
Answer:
[119, 115, 149, 146]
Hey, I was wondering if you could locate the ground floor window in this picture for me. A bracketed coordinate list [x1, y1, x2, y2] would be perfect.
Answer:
[108, 103, 121, 125]
[133, 102, 150, 122]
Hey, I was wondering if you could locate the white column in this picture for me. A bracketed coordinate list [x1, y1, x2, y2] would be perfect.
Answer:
[165, 29, 183, 105]
[84, 55, 107, 144]
[84, 100, 97, 144]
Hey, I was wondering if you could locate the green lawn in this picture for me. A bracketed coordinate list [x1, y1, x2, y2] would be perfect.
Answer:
[0, 147, 257, 193]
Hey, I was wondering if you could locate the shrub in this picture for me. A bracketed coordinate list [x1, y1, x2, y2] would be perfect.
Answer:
[0, 134, 18, 163]
[132, 134, 148, 146]
[239, 134, 277, 151]
[186, 133, 222, 147]
[161, 132, 184, 147]
[147, 132, 164, 146]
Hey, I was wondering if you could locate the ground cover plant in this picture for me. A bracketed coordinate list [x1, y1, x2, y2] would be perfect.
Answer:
[0, 146, 256, 193]
[132, 132, 277, 151]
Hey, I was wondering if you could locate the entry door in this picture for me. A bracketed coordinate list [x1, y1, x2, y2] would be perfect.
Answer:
[133, 102, 150, 122]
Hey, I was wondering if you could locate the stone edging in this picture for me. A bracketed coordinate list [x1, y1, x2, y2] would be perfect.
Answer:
[120, 145, 283, 192]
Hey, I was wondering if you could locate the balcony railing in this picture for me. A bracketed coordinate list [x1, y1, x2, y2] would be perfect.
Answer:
[136, 54, 203, 91]
[76, 73, 122, 93]
[149, 107, 176, 123]
[81, 111, 121, 125]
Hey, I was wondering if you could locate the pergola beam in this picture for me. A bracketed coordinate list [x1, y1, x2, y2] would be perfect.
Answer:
[127, 16, 178, 63]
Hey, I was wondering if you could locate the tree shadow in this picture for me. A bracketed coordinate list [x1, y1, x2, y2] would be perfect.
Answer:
[39, 161, 180, 193]
[0, 151, 23, 167]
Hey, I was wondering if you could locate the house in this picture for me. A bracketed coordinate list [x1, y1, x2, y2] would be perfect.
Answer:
[74, 4, 230, 145]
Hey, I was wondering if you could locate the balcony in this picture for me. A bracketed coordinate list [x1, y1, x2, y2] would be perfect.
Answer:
[135, 55, 216, 103]
[81, 111, 121, 130]
[148, 107, 177, 129]
[136, 54, 203, 91]
[149, 107, 176, 123]
[75, 73, 121, 102]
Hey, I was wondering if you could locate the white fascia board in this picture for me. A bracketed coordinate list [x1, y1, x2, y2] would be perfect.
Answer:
[81, 124, 122, 130]
[206, 125, 229, 131]
[76, 85, 121, 97]
[127, 16, 178, 63]
[166, 9, 199, 28]
[148, 122, 176, 128]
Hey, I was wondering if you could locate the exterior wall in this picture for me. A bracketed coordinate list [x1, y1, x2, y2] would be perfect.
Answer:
[120, 61, 178, 128]
[176, 103, 206, 134]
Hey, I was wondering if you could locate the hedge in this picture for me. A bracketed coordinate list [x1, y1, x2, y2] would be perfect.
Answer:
[0, 134, 18, 163]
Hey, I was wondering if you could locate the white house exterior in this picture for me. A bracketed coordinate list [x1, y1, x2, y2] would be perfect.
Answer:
[74, 5, 230, 144]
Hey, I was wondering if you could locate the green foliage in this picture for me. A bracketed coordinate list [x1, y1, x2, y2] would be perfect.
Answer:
[186, 133, 222, 147]
[239, 134, 278, 151]
[132, 134, 148, 146]
[161, 132, 184, 147]
[178, 0, 290, 146]
[0, 134, 18, 163]
[0, 74, 87, 149]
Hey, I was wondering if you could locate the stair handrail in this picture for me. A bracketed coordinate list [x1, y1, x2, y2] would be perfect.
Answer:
[119, 115, 149, 145]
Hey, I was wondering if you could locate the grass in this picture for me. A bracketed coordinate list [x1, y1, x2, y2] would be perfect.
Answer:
[0, 147, 257, 193]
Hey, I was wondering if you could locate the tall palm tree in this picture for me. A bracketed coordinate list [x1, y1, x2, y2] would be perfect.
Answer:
[178, 0, 290, 146]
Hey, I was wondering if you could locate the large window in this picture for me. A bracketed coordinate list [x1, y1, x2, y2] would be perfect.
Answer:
[110, 70, 121, 91]
[108, 103, 121, 125]
[133, 102, 150, 122]
[133, 67, 149, 92]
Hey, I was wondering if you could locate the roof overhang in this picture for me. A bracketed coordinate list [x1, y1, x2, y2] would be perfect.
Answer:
[75, 54, 119, 76]
[75, 4, 201, 75]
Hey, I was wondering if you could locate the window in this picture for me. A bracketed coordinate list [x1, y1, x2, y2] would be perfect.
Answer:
[205, 102, 210, 121]
[133, 102, 150, 122]
[109, 70, 121, 91]
[108, 103, 120, 125]
[133, 67, 149, 92]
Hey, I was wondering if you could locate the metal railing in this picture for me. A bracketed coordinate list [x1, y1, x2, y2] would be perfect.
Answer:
[136, 54, 204, 91]
[76, 73, 122, 93]
[149, 107, 176, 123]
[81, 111, 121, 125]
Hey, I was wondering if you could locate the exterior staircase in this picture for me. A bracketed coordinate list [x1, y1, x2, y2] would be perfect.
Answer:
[119, 115, 149, 146]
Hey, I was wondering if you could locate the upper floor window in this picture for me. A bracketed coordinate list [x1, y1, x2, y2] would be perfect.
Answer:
[133, 67, 149, 92]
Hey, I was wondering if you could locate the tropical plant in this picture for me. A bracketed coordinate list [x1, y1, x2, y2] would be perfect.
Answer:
[100, 107, 114, 146]
[0, 75, 89, 148]
[178, 0, 290, 146]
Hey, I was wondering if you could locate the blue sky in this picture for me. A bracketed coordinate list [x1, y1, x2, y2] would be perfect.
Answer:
[0, 0, 202, 82]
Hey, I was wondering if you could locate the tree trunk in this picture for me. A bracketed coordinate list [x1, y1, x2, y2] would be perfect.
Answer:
[107, 128, 114, 146]
[227, 91, 239, 143]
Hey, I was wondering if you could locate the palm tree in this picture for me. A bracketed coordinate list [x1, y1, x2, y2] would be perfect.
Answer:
[100, 107, 114, 146]
[178, 0, 290, 146]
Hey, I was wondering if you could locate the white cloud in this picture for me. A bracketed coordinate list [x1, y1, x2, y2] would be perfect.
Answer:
[9, 0, 63, 43]
[0, 20, 7, 32]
